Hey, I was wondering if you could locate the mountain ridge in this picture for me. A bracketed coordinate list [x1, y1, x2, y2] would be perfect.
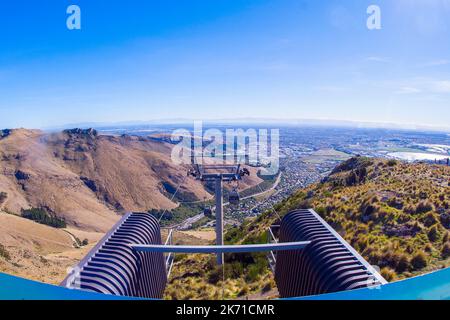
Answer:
[0, 128, 213, 232]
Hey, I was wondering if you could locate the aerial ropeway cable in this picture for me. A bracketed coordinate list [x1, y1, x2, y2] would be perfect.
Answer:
[158, 175, 187, 223]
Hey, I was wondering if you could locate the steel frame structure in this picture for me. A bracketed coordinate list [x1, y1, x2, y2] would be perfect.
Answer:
[275, 209, 387, 298]
[266, 224, 280, 272]
[131, 241, 311, 254]
[163, 228, 175, 277]
[61, 212, 167, 299]
[191, 163, 242, 265]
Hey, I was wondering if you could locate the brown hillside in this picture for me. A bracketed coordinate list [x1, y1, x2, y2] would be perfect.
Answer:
[45, 130, 212, 211]
[0, 212, 100, 284]
[0, 129, 261, 232]
[0, 129, 214, 231]
[0, 129, 119, 232]
[0, 128, 263, 285]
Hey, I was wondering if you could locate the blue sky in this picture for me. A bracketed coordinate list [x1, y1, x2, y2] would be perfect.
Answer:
[0, 0, 449, 129]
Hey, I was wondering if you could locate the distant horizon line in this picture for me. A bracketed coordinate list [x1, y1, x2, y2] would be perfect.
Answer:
[3, 117, 450, 134]
[47, 118, 450, 133]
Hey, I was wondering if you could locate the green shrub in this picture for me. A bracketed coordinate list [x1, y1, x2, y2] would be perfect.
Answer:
[442, 243, 450, 259]
[262, 281, 273, 293]
[0, 243, 10, 260]
[245, 257, 267, 282]
[428, 226, 440, 242]
[315, 206, 326, 217]
[174, 254, 188, 263]
[415, 201, 434, 214]
[443, 232, 449, 243]
[395, 255, 410, 273]
[73, 236, 82, 247]
[21, 208, 67, 228]
[246, 264, 261, 282]
[422, 213, 438, 228]
[0, 192, 7, 205]
[345, 172, 358, 186]
[387, 160, 398, 167]
[380, 267, 396, 282]
[360, 203, 378, 221]
[297, 200, 312, 209]
[411, 252, 428, 270]
[238, 284, 250, 297]
[207, 267, 222, 285]
[224, 262, 244, 279]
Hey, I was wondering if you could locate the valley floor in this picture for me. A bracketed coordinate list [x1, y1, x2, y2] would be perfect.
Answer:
[0, 212, 104, 284]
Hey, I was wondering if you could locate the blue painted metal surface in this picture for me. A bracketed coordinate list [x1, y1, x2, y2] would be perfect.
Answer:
[1, 267, 450, 300]
[0, 272, 131, 300]
[61, 212, 167, 299]
[275, 209, 387, 297]
[1, 209, 449, 300]
[294, 267, 450, 300]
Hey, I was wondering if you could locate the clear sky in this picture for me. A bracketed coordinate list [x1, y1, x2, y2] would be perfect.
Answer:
[0, 0, 449, 129]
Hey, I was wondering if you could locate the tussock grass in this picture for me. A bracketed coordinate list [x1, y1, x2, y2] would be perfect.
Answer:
[165, 157, 450, 299]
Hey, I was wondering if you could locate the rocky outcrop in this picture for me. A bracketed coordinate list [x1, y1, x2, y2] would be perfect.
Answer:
[14, 170, 31, 181]
[80, 176, 98, 193]
[0, 129, 11, 139]
[63, 128, 98, 139]
[383, 223, 421, 237]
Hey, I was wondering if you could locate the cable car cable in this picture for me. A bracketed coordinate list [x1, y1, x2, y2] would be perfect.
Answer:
[158, 175, 187, 223]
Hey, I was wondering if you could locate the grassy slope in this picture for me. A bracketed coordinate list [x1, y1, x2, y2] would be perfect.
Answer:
[230, 157, 450, 282]
[165, 157, 450, 299]
[0, 211, 103, 284]
[164, 225, 277, 300]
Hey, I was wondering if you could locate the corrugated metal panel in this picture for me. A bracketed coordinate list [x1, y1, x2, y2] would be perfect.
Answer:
[275, 209, 386, 298]
[61, 212, 167, 299]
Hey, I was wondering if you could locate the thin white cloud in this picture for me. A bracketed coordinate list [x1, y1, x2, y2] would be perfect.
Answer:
[366, 56, 391, 63]
[393, 0, 450, 35]
[315, 86, 348, 93]
[396, 87, 422, 94]
[392, 78, 450, 94]
[420, 59, 450, 67]
[431, 80, 450, 93]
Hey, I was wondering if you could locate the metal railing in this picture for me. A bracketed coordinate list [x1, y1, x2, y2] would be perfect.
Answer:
[266, 225, 280, 272]
[131, 241, 310, 254]
[164, 228, 175, 278]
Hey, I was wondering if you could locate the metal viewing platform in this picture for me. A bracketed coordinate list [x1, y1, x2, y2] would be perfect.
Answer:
[61, 208, 388, 300]
[131, 241, 311, 254]
[275, 209, 387, 298]
[61, 212, 167, 299]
